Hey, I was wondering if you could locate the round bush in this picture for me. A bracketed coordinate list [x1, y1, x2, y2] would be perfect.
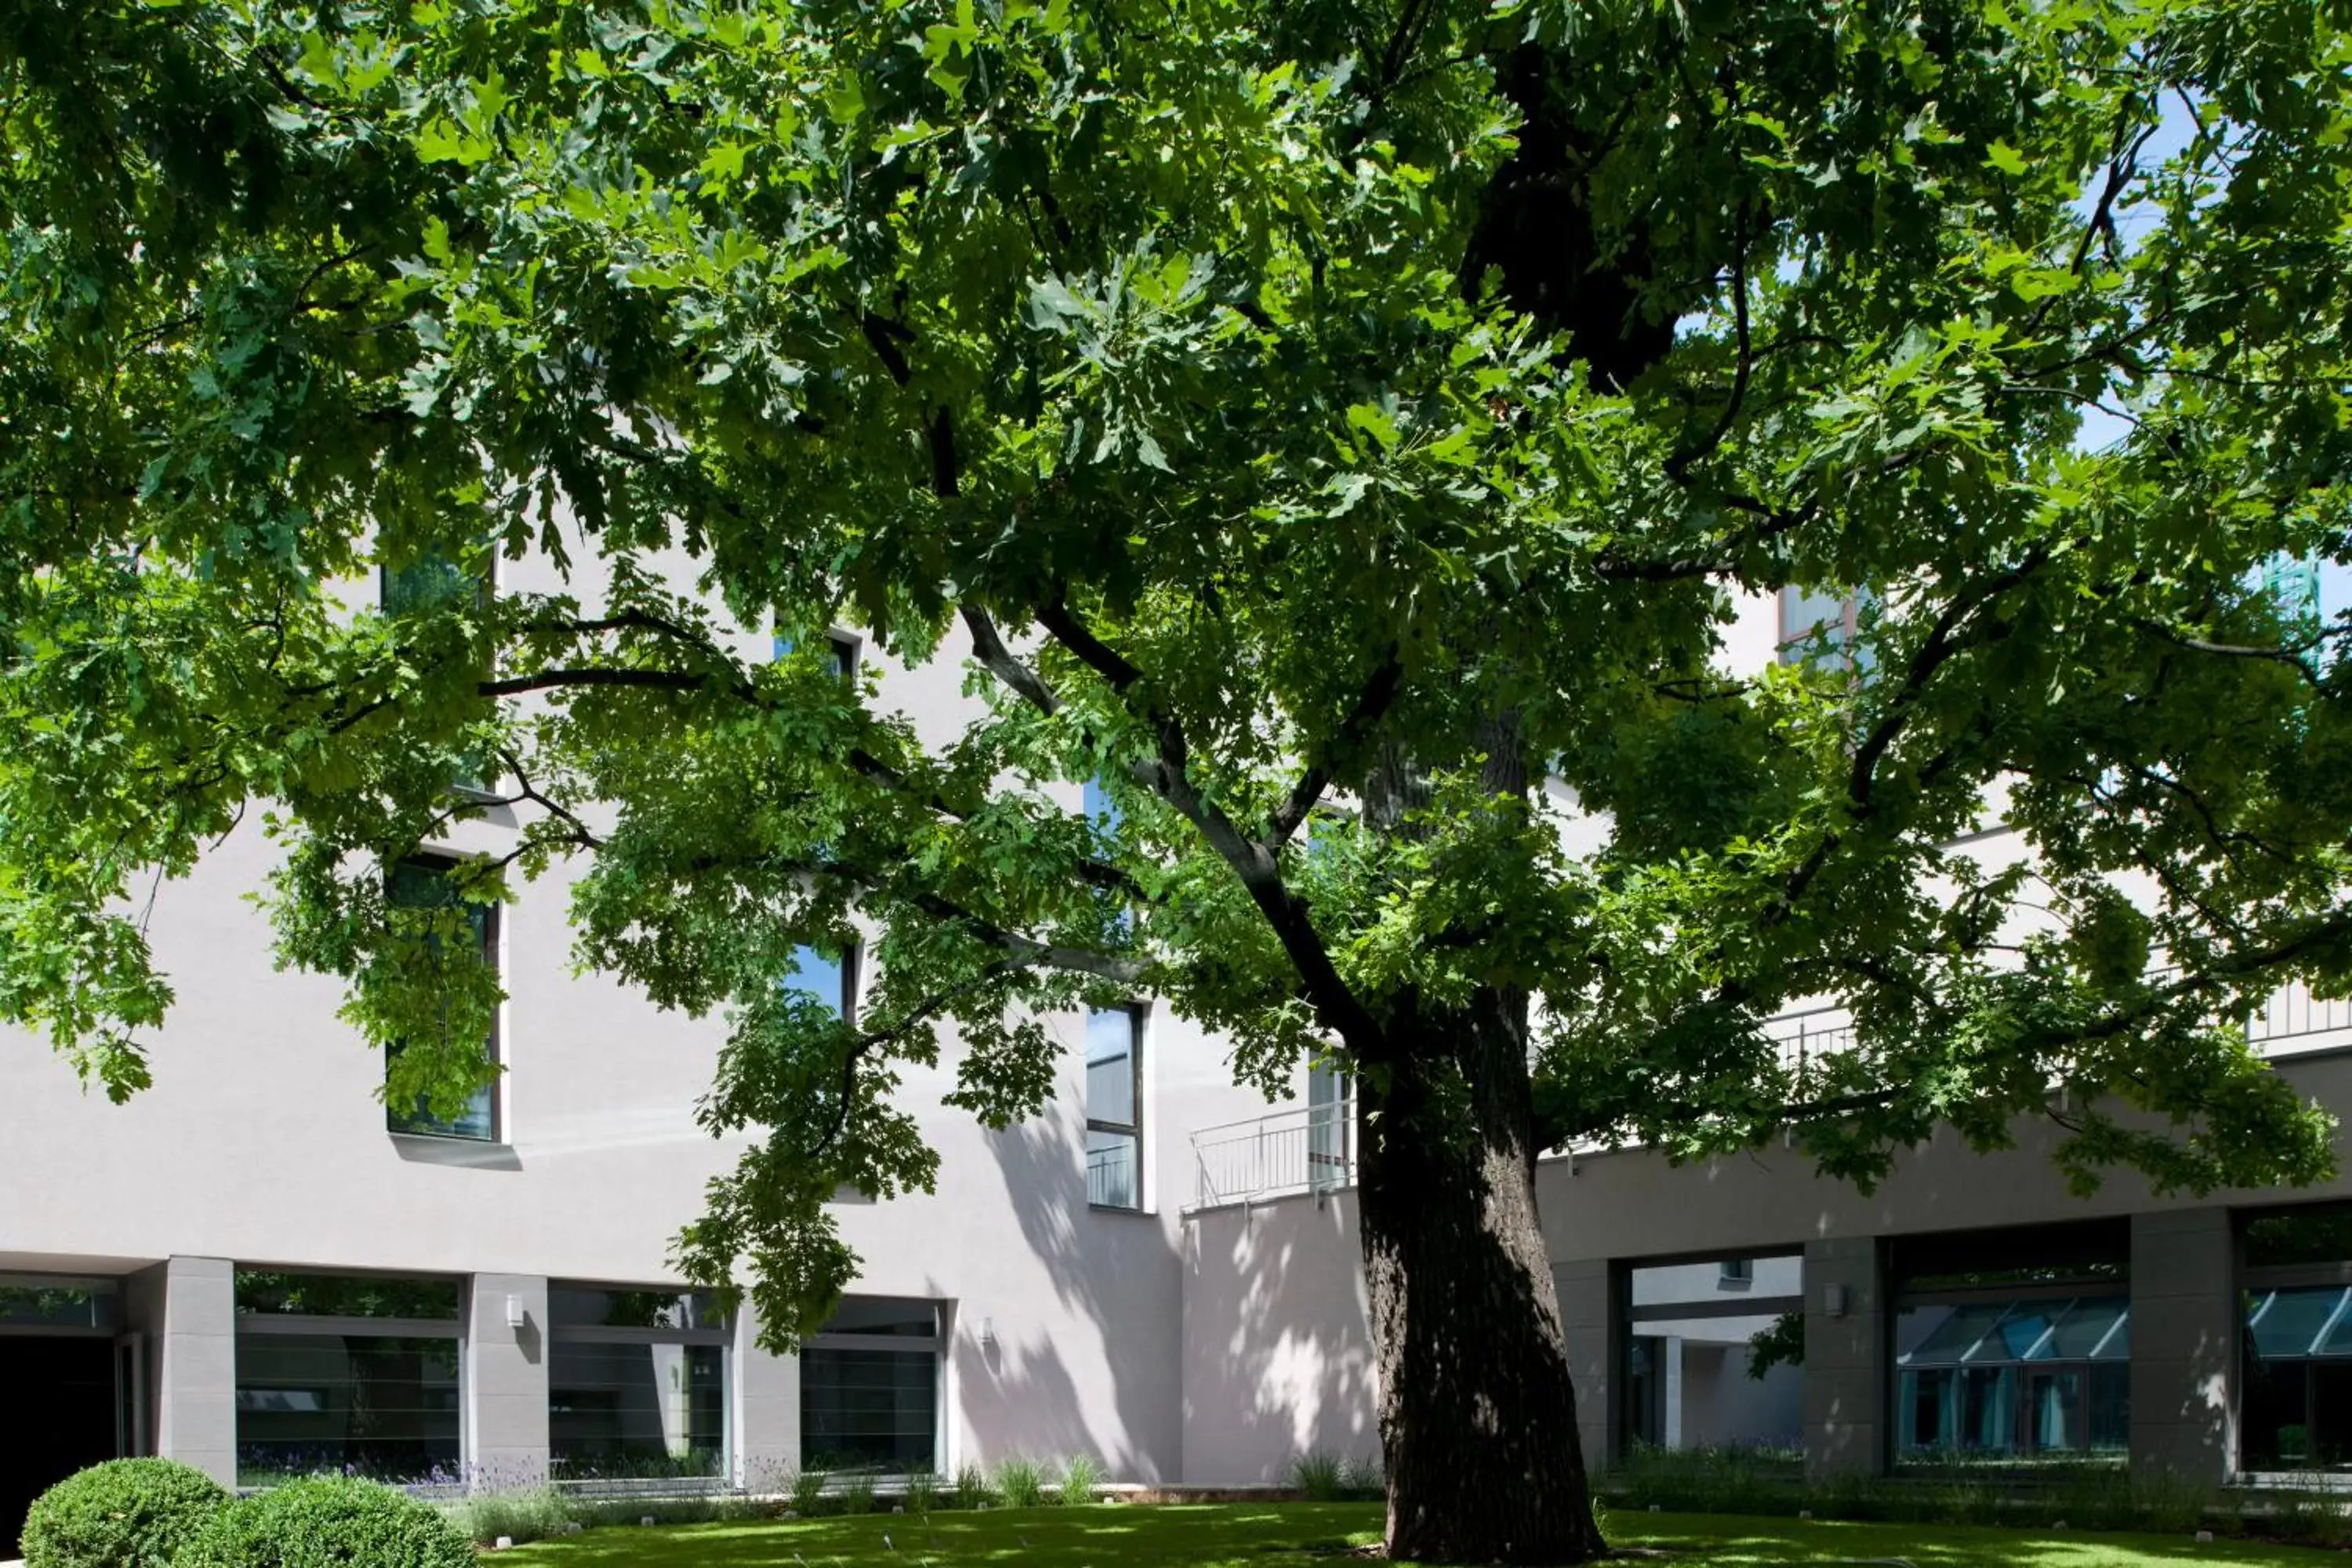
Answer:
[19, 1457, 231, 1568]
[179, 1477, 474, 1568]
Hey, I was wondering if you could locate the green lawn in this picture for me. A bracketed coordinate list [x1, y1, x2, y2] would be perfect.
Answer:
[494, 1502, 2351, 1567]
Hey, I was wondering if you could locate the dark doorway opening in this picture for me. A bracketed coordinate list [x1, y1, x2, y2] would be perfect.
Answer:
[0, 1337, 117, 1552]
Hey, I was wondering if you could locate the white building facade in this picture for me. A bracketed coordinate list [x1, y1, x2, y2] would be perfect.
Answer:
[5, 583, 2352, 1534]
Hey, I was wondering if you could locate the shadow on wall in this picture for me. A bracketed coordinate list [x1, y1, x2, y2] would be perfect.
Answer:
[1180, 1190, 1379, 1486]
[943, 1108, 1185, 1482]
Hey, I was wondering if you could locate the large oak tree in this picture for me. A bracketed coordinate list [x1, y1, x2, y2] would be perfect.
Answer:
[6, 0, 2352, 1558]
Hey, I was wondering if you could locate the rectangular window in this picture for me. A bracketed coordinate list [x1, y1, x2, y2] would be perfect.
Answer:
[1086, 1004, 1143, 1210]
[547, 1286, 729, 1481]
[1777, 585, 1878, 676]
[784, 944, 855, 1018]
[384, 858, 499, 1142]
[380, 553, 497, 793]
[1893, 1294, 2129, 1462]
[1720, 1259, 1754, 1286]
[232, 1271, 460, 1487]
[1308, 1062, 1351, 1192]
[0, 1274, 119, 1332]
[772, 631, 858, 679]
[800, 1298, 941, 1472]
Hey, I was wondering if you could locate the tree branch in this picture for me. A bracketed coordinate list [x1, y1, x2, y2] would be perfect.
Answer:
[961, 606, 1061, 716]
[1265, 646, 1406, 848]
[1031, 590, 1384, 1048]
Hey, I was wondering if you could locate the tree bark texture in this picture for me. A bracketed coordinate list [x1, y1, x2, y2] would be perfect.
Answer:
[1356, 986, 1606, 1565]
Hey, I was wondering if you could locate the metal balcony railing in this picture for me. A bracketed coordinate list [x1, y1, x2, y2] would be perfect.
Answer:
[1186, 1101, 1354, 1213]
[1180, 981, 2352, 1214]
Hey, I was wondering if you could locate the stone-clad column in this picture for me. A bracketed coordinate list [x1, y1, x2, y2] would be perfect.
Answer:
[466, 1274, 550, 1487]
[2130, 1208, 2237, 1484]
[731, 1295, 800, 1490]
[1802, 1236, 1884, 1480]
[155, 1257, 237, 1486]
[1555, 1260, 1619, 1472]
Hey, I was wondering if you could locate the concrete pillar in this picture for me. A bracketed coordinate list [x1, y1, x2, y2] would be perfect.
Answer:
[465, 1274, 549, 1488]
[1662, 1335, 1685, 1448]
[1555, 1259, 1617, 1471]
[1802, 1236, 1884, 1480]
[2130, 1207, 2237, 1484]
[154, 1256, 236, 1486]
[731, 1295, 800, 1490]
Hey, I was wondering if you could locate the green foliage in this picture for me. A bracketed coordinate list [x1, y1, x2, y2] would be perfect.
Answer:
[18, 1458, 230, 1568]
[1745, 1309, 1806, 1381]
[789, 1468, 830, 1519]
[1054, 1455, 1100, 1505]
[902, 1472, 939, 1515]
[179, 1477, 474, 1568]
[6, 0, 2352, 1370]
[838, 1471, 877, 1516]
[993, 1458, 1046, 1510]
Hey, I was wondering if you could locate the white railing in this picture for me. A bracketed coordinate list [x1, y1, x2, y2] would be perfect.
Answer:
[1187, 1101, 1354, 1212]
[2252, 979, 2352, 1054]
[1179, 982, 2352, 1214]
[1764, 1005, 1854, 1097]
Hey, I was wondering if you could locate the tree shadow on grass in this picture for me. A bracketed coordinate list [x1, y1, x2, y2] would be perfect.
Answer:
[500, 1503, 1384, 1568]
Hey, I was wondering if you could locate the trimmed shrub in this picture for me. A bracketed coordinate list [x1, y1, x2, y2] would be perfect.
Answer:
[19, 1457, 231, 1568]
[180, 1476, 473, 1568]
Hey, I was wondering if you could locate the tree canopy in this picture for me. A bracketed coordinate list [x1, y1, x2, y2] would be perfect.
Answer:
[5, 0, 2352, 1352]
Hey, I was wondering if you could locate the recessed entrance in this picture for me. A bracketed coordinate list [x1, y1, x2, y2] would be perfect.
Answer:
[0, 1336, 118, 1550]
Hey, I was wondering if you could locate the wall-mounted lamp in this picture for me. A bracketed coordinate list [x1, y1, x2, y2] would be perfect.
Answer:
[978, 1315, 997, 1348]
[505, 1294, 525, 1330]
[1824, 1283, 1849, 1319]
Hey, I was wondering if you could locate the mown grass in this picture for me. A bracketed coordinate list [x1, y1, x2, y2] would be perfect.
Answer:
[493, 1501, 2352, 1566]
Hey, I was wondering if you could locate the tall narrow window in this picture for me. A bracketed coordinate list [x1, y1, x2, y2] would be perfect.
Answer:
[783, 944, 853, 1018]
[384, 858, 498, 1142]
[1083, 775, 1122, 833]
[1086, 1005, 1143, 1210]
[381, 552, 496, 793]
[1308, 1062, 1351, 1192]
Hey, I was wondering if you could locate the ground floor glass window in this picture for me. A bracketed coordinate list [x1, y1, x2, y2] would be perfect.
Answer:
[234, 1271, 462, 1486]
[800, 1298, 942, 1472]
[2242, 1285, 2352, 1469]
[548, 1286, 728, 1479]
[1893, 1295, 2129, 1462]
[234, 1333, 460, 1483]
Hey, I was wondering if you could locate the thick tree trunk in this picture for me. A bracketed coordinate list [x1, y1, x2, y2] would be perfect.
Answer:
[1356, 987, 1604, 1565]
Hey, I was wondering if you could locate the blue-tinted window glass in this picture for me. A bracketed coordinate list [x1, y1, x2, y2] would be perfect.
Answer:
[1086, 1007, 1137, 1124]
[1085, 1005, 1142, 1210]
[774, 633, 857, 677]
[1083, 776, 1121, 833]
[784, 946, 848, 1017]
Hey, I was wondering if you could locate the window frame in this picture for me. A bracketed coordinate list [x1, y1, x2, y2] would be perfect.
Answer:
[546, 1282, 732, 1481]
[383, 854, 503, 1145]
[1085, 1002, 1146, 1213]
[799, 1298, 946, 1473]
